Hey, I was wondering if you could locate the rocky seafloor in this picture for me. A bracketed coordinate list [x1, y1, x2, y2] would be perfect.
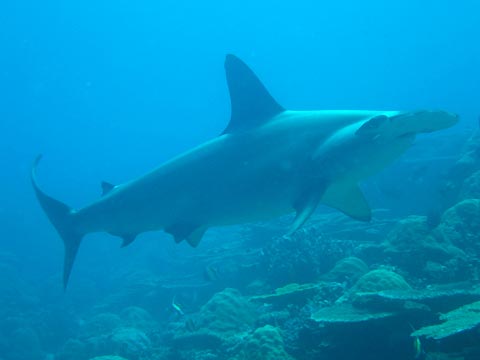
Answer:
[2, 129, 480, 360]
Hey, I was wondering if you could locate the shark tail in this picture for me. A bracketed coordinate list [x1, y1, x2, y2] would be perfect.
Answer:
[31, 155, 84, 289]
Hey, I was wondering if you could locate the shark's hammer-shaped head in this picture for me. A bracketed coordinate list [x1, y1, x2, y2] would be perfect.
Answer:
[355, 110, 459, 142]
[312, 110, 459, 184]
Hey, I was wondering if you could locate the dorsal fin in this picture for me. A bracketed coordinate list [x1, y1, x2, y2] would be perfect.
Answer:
[101, 181, 115, 196]
[121, 234, 136, 247]
[222, 54, 284, 134]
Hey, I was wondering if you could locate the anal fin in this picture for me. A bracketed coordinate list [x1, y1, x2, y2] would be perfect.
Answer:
[101, 181, 116, 196]
[186, 227, 207, 248]
[121, 234, 137, 247]
[165, 223, 207, 247]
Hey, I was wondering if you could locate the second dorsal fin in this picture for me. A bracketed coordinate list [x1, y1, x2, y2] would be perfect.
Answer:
[222, 54, 284, 134]
[101, 181, 115, 196]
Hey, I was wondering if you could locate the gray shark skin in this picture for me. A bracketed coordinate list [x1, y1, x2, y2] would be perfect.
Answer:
[32, 54, 458, 288]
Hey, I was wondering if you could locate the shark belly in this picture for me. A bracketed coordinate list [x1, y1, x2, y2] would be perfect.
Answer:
[74, 131, 307, 237]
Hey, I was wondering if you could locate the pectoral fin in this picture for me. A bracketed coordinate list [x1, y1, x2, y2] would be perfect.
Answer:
[321, 183, 371, 221]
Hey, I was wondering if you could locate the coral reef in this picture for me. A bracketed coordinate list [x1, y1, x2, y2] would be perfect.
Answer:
[233, 325, 294, 360]
[441, 129, 480, 205]
[120, 306, 156, 331]
[459, 170, 480, 200]
[108, 327, 151, 360]
[7, 327, 44, 360]
[322, 256, 369, 285]
[264, 225, 355, 287]
[170, 288, 255, 358]
[362, 215, 469, 284]
[193, 288, 255, 335]
[350, 269, 411, 294]
[413, 301, 480, 340]
[311, 303, 394, 324]
[433, 199, 480, 253]
[249, 283, 322, 309]
[57, 339, 88, 360]
[356, 285, 480, 313]
[80, 313, 122, 338]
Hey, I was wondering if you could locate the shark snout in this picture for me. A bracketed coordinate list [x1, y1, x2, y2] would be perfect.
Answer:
[392, 110, 459, 136]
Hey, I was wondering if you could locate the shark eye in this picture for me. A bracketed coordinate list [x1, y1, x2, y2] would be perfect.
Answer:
[356, 115, 388, 136]
[367, 115, 388, 129]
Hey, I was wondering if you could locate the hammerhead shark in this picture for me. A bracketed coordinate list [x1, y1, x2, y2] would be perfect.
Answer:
[32, 54, 458, 287]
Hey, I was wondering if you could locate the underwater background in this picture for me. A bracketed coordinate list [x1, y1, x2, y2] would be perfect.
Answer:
[1, 1, 480, 359]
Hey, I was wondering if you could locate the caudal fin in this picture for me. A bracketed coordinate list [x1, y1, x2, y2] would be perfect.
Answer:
[31, 155, 83, 289]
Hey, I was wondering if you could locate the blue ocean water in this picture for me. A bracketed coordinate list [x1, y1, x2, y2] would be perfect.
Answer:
[1, 1, 480, 360]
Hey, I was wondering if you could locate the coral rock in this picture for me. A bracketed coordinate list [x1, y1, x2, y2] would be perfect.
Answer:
[412, 300, 480, 340]
[233, 325, 294, 360]
[323, 256, 369, 285]
[351, 269, 411, 294]
[108, 327, 151, 360]
[433, 199, 480, 252]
